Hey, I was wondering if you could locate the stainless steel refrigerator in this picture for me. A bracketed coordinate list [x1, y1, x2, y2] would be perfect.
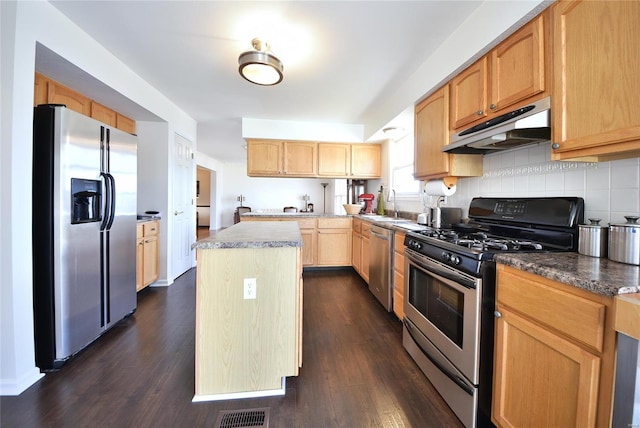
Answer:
[32, 104, 137, 370]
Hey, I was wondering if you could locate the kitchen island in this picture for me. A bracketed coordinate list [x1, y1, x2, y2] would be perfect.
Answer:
[191, 221, 303, 401]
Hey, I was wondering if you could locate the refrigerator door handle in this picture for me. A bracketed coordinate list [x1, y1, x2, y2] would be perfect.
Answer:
[105, 173, 116, 230]
[100, 172, 112, 231]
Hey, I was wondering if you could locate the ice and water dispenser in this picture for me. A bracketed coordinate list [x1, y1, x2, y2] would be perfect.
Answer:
[71, 178, 101, 224]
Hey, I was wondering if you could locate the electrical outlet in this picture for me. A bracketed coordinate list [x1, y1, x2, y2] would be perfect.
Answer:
[244, 278, 256, 300]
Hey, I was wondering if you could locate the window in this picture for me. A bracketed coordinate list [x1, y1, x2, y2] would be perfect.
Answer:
[390, 133, 420, 196]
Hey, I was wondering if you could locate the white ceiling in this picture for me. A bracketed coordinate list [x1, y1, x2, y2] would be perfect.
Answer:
[44, 1, 487, 162]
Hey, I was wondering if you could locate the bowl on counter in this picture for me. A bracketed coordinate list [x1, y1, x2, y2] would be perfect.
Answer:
[343, 204, 363, 215]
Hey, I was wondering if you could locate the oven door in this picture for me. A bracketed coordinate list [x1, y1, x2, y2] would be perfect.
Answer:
[404, 248, 482, 384]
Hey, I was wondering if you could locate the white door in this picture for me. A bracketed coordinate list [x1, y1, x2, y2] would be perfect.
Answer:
[173, 133, 195, 277]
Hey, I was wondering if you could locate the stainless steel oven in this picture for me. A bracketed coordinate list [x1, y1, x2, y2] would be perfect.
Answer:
[402, 197, 584, 428]
[404, 248, 481, 383]
[403, 248, 486, 428]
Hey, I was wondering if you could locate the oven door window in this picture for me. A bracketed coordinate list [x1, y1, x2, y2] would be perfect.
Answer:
[408, 264, 464, 348]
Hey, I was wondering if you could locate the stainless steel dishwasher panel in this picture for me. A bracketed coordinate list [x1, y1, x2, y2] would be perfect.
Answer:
[369, 225, 393, 311]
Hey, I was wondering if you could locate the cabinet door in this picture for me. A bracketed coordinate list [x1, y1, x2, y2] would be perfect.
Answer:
[352, 230, 362, 273]
[493, 306, 600, 428]
[450, 57, 488, 130]
[351, 144, 381, 178]
[318, 143, 350, 177]
[91, 101, 117, 127]
[284, 141, 317, 176]
[143, 235, 159, 286]
[414, 86, 451, 179]
[490, 15, 546, 113]
[552, 0, 640, 161]
[136, 237, 144, 291]
[47, 80, 91, 116]
[317, 229, 351, 266]
[116, 113, 136, 134]
[300, 228, 316, 266]
[393, 231, 405, 319]
[361, 236, 370, 284]
[247, 140, 283, 176]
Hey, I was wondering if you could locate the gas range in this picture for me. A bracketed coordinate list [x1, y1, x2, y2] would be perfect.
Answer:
[405, 197, 584, 276]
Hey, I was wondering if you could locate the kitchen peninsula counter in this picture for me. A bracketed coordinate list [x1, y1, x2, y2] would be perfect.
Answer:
[494, 252, 640, 297]
[192, 221, 303, 401]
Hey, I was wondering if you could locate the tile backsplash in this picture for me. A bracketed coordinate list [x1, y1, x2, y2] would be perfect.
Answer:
[443, 142, 640, 225]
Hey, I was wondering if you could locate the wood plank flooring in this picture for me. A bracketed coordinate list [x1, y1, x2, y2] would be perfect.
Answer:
[1, 268, 463, 427]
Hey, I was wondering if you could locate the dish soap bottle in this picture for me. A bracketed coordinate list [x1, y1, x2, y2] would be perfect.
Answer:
[377, 186, 385, 215]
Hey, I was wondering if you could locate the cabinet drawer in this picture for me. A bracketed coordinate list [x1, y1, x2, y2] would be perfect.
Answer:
[143, 221, 159, 237]
[318, 217, 351, 229]
[394, 231, 406, 253]
[497, 265, 606, 352]
[297, 218, 317, 229]
[361, 222, 371, 236]
[394, 251, 404, 275]
[137, 223, 144, 239]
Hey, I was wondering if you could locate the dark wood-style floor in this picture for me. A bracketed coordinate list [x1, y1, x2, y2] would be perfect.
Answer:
[1, 268, 463, 427]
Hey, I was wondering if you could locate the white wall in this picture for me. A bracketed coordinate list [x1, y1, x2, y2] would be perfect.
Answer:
[444, 143, 640, 224]
[1, 1, 196, 395]
[220, 163, 338, 227]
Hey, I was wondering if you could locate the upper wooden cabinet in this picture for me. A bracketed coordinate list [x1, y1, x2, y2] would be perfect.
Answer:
[247, 141, 381, 178]
[450, 14, 548, 132]
[317, 143, 381, 178]
[415, 85, 483, 180]
[551, 0, 640, 161]
[246, 139, 318, 177]
[91, 101, 117, 127]
[34, 72, 136, 134]
[318, 143, 350, 177]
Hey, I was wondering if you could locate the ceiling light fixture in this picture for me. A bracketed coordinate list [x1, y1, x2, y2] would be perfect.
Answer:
[238, 38, 283, 86]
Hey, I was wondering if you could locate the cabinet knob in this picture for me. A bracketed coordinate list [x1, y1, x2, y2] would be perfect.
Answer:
[490, 103, 496, 110]
[494, 310, 502, 318]
[552, 143, 560, 150]
[477, 110, 483, 116]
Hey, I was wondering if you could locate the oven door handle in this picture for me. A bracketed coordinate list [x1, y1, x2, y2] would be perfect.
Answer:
[405, 249, 478, 289]
[404, 318, 475, 396]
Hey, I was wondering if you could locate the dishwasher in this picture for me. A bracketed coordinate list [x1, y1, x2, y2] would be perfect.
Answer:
[369, 225, 394, 311]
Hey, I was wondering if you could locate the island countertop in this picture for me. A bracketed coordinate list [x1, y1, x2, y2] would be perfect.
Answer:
[192, 221, 303, 250]
[494, 252, 640, 297]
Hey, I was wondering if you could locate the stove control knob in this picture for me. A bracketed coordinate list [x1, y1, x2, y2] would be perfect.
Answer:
[450, 255, 461, 265]
[410, 240, 422, 250]
[442, 252, 450, 261]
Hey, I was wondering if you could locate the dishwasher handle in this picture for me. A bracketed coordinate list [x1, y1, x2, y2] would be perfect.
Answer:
[370, 226, 391, 240]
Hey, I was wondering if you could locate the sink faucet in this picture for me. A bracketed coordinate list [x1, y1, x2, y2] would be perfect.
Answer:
[387, 188, 398, 218]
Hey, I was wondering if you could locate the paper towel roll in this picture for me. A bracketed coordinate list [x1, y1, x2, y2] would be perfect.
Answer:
[423, 179, 457, 197]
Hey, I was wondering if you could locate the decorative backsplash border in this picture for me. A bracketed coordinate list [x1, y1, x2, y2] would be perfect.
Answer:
[482, 160, 598, 178]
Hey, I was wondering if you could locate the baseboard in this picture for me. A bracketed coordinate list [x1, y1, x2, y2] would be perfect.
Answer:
[0, 367, 44, 396]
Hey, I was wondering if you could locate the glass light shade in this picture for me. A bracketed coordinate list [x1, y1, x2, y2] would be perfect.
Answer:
[238, 51, 283, 86]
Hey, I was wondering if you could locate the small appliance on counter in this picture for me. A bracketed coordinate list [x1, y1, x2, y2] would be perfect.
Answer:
[358, 193, 375, 214]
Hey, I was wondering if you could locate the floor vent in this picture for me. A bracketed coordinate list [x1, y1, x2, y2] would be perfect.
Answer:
[214, 408, 270, 428]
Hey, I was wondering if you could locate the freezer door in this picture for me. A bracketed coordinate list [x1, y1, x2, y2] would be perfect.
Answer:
[103, 126, 137, 328]
[54, 108, 104, 360]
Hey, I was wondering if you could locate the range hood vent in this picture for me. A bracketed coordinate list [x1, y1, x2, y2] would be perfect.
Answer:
[443, 97, 551, 155]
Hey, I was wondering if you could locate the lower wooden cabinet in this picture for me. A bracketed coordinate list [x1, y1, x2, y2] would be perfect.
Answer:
[351, 218, 362, 273]
[137, 220, 159, 291]
[241, 216, 351, 267]
[493, 264, 615, 428]
[316, 217, 352, 266]
[360, 222, 370, 284]
[393, 231, 405, 319]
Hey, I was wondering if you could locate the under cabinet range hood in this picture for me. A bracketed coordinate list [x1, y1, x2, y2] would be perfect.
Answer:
[444, 96, 551, 154]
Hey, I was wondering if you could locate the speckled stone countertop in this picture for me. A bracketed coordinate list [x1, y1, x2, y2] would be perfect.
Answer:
[494, 252, 640, 297]
[242, 212, 349, 218]
[192, 221, 303, 250]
